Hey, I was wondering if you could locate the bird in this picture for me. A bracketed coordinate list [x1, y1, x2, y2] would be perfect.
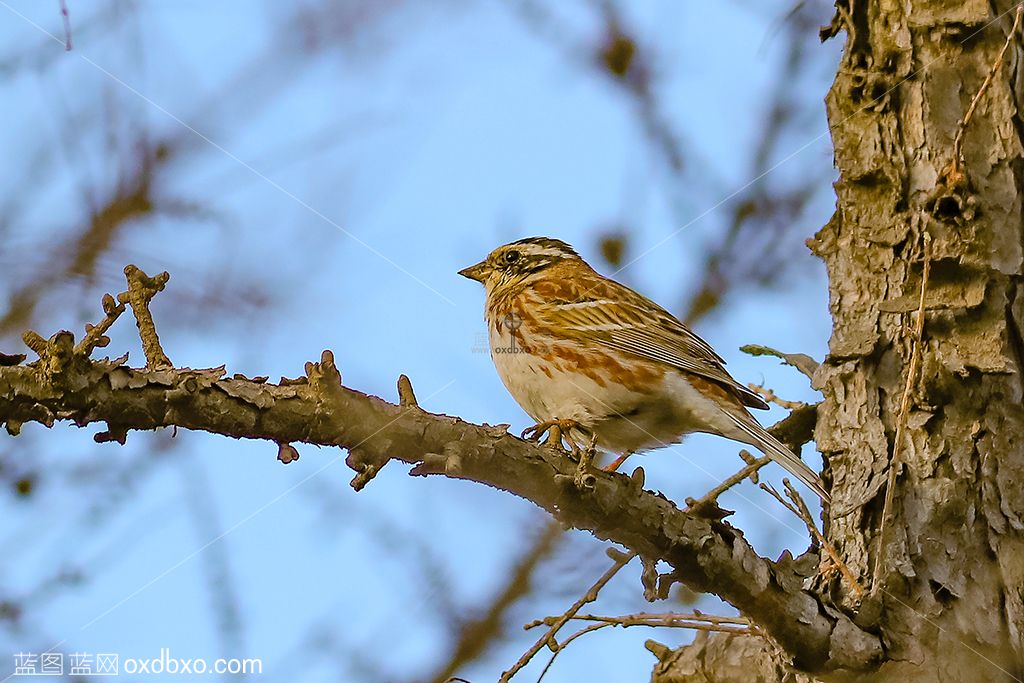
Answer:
[458, 236, 829, 503]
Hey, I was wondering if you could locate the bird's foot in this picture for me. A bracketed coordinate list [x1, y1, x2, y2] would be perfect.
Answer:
[521, 418, 582, 452]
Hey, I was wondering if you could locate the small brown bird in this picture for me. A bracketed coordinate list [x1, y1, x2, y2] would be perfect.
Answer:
[459, 236, 828, 502]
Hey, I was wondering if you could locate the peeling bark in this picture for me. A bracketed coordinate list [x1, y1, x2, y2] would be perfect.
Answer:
[655, 1, 1024, 680]
[812, 0, 1024, 679]
[647, 633, 815, 683]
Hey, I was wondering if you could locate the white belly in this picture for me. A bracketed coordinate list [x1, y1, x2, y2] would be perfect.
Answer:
[488, 323, 603, 424]
[488, 322, 747, 455]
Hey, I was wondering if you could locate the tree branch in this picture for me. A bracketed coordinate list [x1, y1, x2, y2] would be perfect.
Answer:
[0, 266, 881, 674]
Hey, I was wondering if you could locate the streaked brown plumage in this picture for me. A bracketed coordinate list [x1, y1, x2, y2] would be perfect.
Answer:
[459, 237, 828, 502]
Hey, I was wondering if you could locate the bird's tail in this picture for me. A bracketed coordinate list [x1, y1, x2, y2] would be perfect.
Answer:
[722, 412, 830, 504]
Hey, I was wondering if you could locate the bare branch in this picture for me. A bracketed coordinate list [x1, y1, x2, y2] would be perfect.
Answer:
[747, 383, 807, 411]
[0, 266, 882, 674]
[685, 401, 817, 516]
[75, 293, 125, 357]
[783, 480, 865, 599]
[530, 609, 761, 682]
[122, 265, 172, 370]
[739, 344, 820, 380]
[529, 610, 757, 634]
[501, 548, 636, 681]
[685, 452, 770, 515]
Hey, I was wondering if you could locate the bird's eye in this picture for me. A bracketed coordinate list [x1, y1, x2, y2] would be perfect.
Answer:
[504, 250, 521, 264]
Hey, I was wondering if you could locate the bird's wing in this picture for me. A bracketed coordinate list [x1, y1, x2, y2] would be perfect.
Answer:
[535, 277, 769, 410]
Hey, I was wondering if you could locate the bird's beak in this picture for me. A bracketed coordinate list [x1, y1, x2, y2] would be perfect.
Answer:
[458, 260, 489, 283]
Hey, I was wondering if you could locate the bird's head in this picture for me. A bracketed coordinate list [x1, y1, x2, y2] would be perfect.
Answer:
[458, 237, 581, 292]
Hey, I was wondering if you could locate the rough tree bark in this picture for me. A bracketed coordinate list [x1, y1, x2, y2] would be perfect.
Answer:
[651, 1, 1024, 681]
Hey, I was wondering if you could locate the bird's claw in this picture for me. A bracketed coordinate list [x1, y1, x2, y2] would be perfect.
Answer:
[521, 418, 582, 452]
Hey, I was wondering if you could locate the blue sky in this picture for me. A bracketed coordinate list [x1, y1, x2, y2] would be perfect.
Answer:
[0, 1, 840, 681]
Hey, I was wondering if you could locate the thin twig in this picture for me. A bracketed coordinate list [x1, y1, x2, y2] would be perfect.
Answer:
[530, 610, 756, 630]
[783, 480, 865, 599]
[873, 233, 931, 592]
[75, 292, 126, 357]
[699, 403, 819, 509]
[747, 382, 807, 410]
[500, 549, 636, 682]
[534, 623, 606, 683]
[763, 479, 866, 598]
[532, 611, 759, 682]
[945, 4, 1023, 185]
[779, 480, 822, 549]
[759, 482, 801, 517]
[123, 265, 172, 369]
[685, 451, 770, 512]
[739, 345, 820, 380]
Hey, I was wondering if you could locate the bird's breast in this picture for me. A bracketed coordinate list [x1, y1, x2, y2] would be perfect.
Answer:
[484, 296, 667, 425]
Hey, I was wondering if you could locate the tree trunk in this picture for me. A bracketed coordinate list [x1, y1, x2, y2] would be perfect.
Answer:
[654, 1, 1024, 680]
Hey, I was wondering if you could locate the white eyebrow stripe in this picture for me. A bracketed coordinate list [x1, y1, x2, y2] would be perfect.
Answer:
[523, 248, 569, 259]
